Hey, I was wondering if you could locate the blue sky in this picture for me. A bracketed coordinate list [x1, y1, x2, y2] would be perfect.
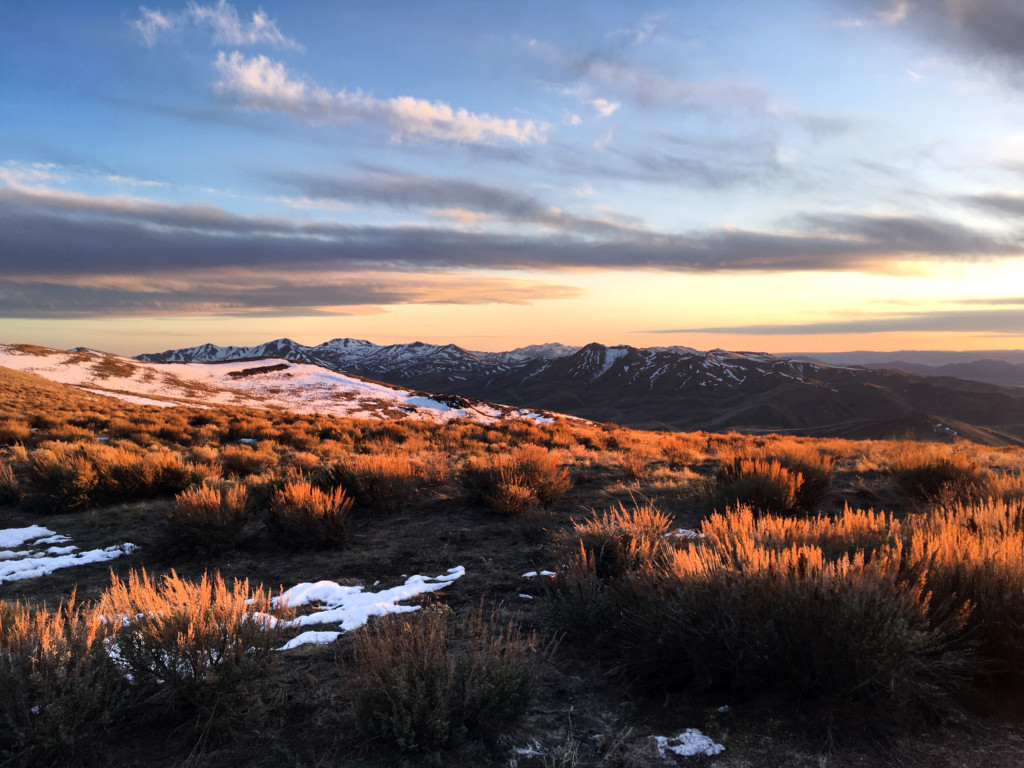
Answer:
[2, 0, 1024, 354]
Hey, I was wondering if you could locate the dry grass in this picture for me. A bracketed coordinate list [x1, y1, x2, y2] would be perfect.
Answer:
[266, 479, 352, 548]
[561, 502, 673, 581]
[550, 502, 972, 735]
[461, 444, 571, 515]
[27, 443, 209, 512]
[165, 483, 249, 553]
[890, 444, 990, 506]
[324, 452, 420, 512]
[709, 457, 804, 515]
[0, 461, 20, 504]
[351, 604, 538, 752]
[0, 594, 126, 764]
[100, 570, 287, 707]
[219, 443, 279, 477]
[0, 418, 31, 445]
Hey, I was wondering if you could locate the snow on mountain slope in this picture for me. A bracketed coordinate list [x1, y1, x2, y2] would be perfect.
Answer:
[0, 345, 558, 424]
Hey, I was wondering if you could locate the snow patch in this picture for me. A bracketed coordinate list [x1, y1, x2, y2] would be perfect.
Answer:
[0, 526, 137, 584]
[278, 631, 341, 651]
[652, 729, 725, 759]
[274, 567, 466, 648]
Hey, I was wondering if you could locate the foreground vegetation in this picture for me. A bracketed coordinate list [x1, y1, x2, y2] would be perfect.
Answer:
[3, 365, 1024, 766]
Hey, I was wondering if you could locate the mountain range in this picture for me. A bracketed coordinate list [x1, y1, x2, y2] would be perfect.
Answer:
[139, 338, 1024, 444]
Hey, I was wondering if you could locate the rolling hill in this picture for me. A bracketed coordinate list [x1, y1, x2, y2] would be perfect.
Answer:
[140, 338, 1024, 444]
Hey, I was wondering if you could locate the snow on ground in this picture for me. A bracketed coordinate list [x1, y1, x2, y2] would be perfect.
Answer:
[80, 388, 180, 408]
[0, 525, 137, 584]
[273, 566, 466, 649]
[0, 344, 559, 425]
[652, 730, 725, 760]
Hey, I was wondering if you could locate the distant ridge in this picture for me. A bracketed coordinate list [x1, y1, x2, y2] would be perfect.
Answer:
[138, 338, 1024, 444]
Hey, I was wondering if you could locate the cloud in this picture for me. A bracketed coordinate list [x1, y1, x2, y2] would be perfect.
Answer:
[105, 174, 168, 188]
[550, 131, 789, 189]
[2, 182, 1022, 285]
[835, 0, 911, 28]
[610, 13, 669, 45]
[836, 0, 1024, 85]
[187, 0, 302, 49]
[271, 167, 637, 236]
[590, 97, 620, 117]
[577, 57, 769, 113]
[640, 307, 1024, 336]
[213, 52, 548, 145]
[0, 273, 585, 319]
[132, 1, 301, 49]
[963, 190, 1024, 218]
[134, 7, 174, 46]
[0, 161, 67, 187]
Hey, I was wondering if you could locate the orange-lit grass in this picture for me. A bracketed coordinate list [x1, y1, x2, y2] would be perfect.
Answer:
[100, 569, 287, 703]
[0, 594, 126, 762]
[166, 483, 248, 553]
[266, 479, 351, 548]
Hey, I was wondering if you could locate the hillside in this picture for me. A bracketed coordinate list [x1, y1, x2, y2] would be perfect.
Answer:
[0, 344, 558, 425]
[141, 338, 1024, 444]
[3, 367, 1024, 766]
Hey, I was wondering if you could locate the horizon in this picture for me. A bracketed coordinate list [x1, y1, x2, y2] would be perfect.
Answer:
[3, 2, 1024, 352]
[7, 334, 1024, 363]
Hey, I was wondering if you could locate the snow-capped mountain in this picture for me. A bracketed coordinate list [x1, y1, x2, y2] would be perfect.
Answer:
[137, 338, 1024, 442]
[0, 345, 559, 425]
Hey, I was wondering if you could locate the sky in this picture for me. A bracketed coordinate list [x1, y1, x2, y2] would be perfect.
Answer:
[3, 0, 1024, 356]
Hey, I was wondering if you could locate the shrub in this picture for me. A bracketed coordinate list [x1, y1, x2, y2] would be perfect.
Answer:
[100, 570, 286, 709]
[266, 479, 352, 548]
[613, 541, 968, 728]
[907, 500, 1024, 687]
[28, 449, 97, 512]
[561, 503, 673, 581]
[892, 447, 988, 506]
[709, 457, 804, 515]
[661, 436, 699, 469]
[0, 462, 20, 504]
[28, 445, 205, 512]
[325, 453, 419, 512]
[772, 443, 834, 512]
[0, 419, 31, 446]
[219, 443, 279, 477]
[461, 445, 570, 515]
[616, 449, 652, 481]
[165, 483, 248, 554]
[351, 605, 537, 751]
[0, 595, 127, 764]
[547, 502, 980, 735]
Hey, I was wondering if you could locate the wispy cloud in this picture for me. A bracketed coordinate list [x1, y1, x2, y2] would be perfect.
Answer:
[134, 7, 174, 46]
[187, 0, 302, 49]
[610, 13, 669, 45]
[0, 273, 585, 319]
[640, 307, 1024, 336]
[105, 174, 168, 188]
[272, 167, 640, 236]
[963, 189, 1024, 218]
[132, 1, 302, 49]
[835, 0, 911, 29]
[213, 52, 548, 145]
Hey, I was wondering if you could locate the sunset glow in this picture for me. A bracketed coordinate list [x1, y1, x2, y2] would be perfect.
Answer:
[3, 1, 1024, 355]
